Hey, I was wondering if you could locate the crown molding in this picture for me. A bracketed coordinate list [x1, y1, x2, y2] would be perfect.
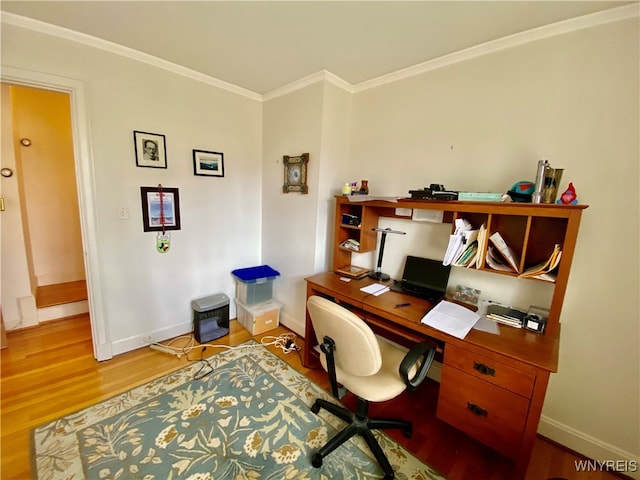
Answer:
[3, 3, 637, 101]
[354, 3, 639, 93]
[0, 12, 263, 102]
[262, 70, 354, 102]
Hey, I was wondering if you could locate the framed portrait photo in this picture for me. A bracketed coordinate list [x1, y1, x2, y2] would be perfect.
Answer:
[140, 186, 181, 232]
[134, 131, 167, 169]
[193, 149, 224, 177]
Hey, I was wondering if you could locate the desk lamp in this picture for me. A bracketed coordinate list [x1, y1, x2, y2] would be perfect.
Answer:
[368, 227, 406, 281]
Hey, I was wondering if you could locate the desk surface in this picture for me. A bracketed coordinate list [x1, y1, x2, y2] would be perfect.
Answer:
[305, 272, 560, 373]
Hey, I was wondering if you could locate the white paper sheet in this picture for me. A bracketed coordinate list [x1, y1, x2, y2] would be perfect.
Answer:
[360, 283, 390, 296]
[421, 300, 481, 339]
[473, 317, 500, 334]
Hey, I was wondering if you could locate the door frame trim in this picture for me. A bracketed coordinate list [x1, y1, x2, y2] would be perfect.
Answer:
[2, 67, 112, 361]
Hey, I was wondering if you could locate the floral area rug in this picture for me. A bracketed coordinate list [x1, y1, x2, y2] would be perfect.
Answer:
[32, 341, 445, 480]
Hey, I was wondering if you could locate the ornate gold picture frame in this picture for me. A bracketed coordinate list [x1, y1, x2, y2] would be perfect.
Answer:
[282, 153, 309, 194]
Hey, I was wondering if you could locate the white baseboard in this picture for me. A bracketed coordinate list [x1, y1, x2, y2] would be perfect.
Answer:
[111, 321, 193, 357]
[538, 416, 639, 479]
[279, 310, 305, 337]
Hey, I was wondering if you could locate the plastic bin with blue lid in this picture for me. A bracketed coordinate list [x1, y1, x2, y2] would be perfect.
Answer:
[231, 265, 280, 305]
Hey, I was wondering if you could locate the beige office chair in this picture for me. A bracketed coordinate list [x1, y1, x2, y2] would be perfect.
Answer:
[306, 295, 436, 480]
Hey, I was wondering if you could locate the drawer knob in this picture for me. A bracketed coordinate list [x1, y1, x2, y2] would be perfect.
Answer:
[473, 361, 496, 376]
[467, 402, 488, 417]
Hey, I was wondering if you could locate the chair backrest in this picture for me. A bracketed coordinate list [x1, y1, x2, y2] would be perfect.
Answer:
[307, 295, 382, 377]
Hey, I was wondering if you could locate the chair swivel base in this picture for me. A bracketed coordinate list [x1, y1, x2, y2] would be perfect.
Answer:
[310, 398, 412, 480]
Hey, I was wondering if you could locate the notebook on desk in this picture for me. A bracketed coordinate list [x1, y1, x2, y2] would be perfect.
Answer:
[390, 255, 451, 302]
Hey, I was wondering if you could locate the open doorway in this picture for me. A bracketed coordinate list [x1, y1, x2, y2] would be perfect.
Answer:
[3, 84, 88, 321]
[1, 67, 110, 361]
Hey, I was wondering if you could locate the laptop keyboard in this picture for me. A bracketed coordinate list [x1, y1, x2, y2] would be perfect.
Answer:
[392, 281, 443, 302]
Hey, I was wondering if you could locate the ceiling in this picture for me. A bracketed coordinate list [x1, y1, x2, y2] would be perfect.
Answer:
[1, 1, 636, 94]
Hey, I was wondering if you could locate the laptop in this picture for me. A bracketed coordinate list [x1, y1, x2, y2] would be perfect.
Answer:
[390, 255, 451, 302]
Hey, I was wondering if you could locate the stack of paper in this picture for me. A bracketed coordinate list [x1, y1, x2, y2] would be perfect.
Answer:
[360, 283, 390, 296]
[421, 300, 481, 339]
[444, 219, 479, 267]
[518, 244, 562, 282]
[485, 304, 526, 328]
[485, 246, 514, 272]
[487, 232, 521, 273]
[454, 223, 486, 268]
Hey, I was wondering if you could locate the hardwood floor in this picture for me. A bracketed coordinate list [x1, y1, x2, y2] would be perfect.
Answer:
[0, 315, 627, 480]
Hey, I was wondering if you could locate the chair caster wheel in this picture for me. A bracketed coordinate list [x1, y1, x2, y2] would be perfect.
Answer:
[311, 452, 323, 468]
[311, 403, 320, 414]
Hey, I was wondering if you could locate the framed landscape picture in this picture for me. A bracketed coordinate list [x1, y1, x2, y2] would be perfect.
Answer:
[193, 149, 224, 177]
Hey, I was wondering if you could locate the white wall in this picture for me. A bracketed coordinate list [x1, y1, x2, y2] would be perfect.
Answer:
[262, 81, 352, 335]
[1, 24, 263, 354]
[315, 83, 353, 273]
[348, 18, 639, 468]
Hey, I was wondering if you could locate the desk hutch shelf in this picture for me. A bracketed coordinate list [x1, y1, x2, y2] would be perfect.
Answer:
[304, 195, 587, 478]
[332, 195, 587, 337]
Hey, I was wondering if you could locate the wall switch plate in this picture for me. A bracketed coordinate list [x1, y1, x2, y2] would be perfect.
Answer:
[117, 206, 129, 219]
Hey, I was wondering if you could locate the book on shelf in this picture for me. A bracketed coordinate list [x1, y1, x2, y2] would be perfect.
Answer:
[488, 231, 521, 273]
[458, 192, 504, 202]
[339, 238, 360, 251]
[453, 242, 478, 267]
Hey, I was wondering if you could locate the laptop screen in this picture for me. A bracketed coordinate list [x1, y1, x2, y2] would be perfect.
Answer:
[401, 255, 451, 294]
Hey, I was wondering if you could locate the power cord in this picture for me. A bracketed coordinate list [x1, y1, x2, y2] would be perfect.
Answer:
[261, 333, 300, 354]
[149, 332, 301, 379]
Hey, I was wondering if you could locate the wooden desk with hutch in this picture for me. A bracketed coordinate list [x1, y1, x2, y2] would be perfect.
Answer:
[304, 195, 587, 478]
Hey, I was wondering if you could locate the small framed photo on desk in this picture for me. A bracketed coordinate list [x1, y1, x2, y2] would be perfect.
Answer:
[335, 265, 370, 279]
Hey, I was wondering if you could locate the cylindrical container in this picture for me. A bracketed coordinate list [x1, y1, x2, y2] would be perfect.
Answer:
[543, 168, 564, 203]
[342, 183, 351, 195]
[532, 159, 549, 203]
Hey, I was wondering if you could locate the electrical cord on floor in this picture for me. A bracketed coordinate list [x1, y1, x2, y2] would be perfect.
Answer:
[193, 347, 214, 380]
[149, 332, 301, 380]
[151, 332, 298, 355]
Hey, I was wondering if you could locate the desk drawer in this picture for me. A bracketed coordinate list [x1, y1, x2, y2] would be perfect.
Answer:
[437, 364, 529, 459]
[444, 344, 535, 398]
